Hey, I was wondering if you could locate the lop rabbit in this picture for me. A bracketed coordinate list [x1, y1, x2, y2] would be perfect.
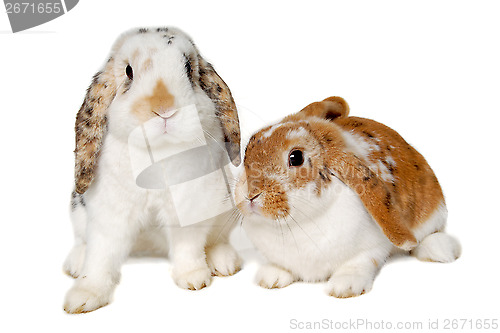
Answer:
[236, 96, 460, 298]
[64, 27, 241, 313]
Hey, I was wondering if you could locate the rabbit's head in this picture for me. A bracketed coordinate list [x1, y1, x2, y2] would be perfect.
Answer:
[235, 97, 350, 220]
[74, 27, 241, 194]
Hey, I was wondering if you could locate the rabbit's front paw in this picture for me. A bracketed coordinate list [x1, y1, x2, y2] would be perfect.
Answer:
[63, 244, 85, 278]
[173, 267, 212, 290]
[64, 284, 110, 314]
[256, 264, 295, 289]
[326, 273, 373, 298]
[206, 243, 242, 277]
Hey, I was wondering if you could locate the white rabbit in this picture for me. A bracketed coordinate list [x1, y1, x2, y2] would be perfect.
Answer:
[63, 27, 242, 313]
[235, 96, 461, 298]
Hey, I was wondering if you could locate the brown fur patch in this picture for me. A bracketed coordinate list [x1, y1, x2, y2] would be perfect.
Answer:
[132, 80, 175, 123]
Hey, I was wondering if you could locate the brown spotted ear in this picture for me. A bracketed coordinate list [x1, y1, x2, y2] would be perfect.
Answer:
[197, 56, 241, 166]
[323, 149, 418, 250]
[74, 59, 117, 194]
[299, 96, 349, 121]
[309, 119, 419, 250]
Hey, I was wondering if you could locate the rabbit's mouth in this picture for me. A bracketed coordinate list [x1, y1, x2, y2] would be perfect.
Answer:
[153, 109, 176, 119]
[152, 109, 177, 134]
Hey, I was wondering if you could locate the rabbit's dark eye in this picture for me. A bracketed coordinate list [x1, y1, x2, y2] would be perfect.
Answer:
[126, 65, 133, 80]
[288, 149, 304, 167]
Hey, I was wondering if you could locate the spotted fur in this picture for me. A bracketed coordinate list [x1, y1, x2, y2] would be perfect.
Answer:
[74, 59, 116, 194]
[197, 55, 241, 165]
[239, 96, 446, 249]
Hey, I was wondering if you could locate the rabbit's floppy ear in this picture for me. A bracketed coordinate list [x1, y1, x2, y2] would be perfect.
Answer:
[74, 58, 117, 194]
[326, 150, 418, 250]
[309, 111, 437, 250]
[298, 96, 350, 122]
[197, 55, 241, 166]
[300, 97, 423, 250]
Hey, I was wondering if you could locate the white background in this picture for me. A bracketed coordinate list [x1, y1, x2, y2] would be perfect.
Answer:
[1, 0, 499, 332]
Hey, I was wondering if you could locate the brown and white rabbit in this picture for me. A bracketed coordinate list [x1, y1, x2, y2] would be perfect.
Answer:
[63, 27, 242, 313]
[235, 96, 460, 298]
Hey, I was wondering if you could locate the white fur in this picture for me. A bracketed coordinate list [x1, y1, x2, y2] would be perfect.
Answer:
[206, 243, 242, 276]
[256, 264, 295, 289]
[261, 123, 286, 138]
[412, 232, 461, 263]
[385, 155, 396, 166]
[241, 176, 460, 297]
[242, 178, 394, 297]
[64, 28, 240, 313]
[341, 130, 379, 158]
[410, 203, 460, 262]
[286, 127, 308, 140]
